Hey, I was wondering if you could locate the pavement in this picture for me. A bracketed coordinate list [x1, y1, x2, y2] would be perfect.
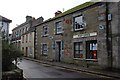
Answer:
[23, 57, 120, 79]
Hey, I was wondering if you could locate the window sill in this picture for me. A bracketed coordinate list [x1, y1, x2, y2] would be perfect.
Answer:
[55, 32, 63, 35]
[85, 59, 98, 61]
[73, 58, 98, 61]
[73, 58, 84, 60]
[74, 28, 84, 32]
[42, 34, 49, 37]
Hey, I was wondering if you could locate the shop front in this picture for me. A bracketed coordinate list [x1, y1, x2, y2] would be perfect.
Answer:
[72, 32, 98, 67]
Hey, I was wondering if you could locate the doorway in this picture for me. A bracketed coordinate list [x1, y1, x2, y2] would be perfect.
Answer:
[55, 41, 62, 62]
[25, 47, 28, 57]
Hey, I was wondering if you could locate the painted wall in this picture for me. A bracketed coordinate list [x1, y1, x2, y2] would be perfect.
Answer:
[21, 32, 35, 58]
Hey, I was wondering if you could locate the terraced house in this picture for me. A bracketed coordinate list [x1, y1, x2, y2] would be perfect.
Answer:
[12, 16, 43, 58]
[35, 1, 120, 70]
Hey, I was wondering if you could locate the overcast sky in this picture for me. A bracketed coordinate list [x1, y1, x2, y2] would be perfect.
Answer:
[0, 0, 90, 33]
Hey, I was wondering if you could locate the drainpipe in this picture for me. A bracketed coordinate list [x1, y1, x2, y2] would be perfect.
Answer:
[105, 2, 112, 69]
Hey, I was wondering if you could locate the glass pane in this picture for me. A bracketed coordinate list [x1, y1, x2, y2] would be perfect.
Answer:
[80, 50, 83, 53]
[80, 43, 83, 50]
[57, 28, 62, 33]
[74, 16, 83, 30]
[93, 43, 97, 50]
[75, 51, 79, 58]
[75, 44, 79, 50]
[75, 16, 83, 24]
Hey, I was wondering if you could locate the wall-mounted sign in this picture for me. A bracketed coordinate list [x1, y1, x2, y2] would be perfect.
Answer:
[64, 19, 72, 24]
[108, 14, 112, 21]
[73, 32, 97, 38]
[99, 24, 105, 30]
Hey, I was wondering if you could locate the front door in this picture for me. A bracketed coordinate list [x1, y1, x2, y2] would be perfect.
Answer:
[55, 41, 61, 62]
[25, 47, 28, 57]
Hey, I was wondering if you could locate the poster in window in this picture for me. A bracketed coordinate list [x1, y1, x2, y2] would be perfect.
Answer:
[93, 43, 97, 50]
[90, 43, 92, 50]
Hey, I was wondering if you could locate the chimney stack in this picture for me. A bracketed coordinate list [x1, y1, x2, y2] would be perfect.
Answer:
[55, 10, 62, 17]
[26, 16, 32, 22]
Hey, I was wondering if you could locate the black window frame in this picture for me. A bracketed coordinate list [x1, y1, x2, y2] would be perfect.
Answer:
[86, 40, 97, 59]
[73, 15, 85, 31]
[74, 42, 83, 58]
[43, 25, 48, 37]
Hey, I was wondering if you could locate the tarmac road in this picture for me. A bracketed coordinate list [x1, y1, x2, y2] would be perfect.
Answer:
[18, 59, 114, 80]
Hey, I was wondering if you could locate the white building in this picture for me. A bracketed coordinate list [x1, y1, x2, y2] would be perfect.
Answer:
[0, 15, 12, 40]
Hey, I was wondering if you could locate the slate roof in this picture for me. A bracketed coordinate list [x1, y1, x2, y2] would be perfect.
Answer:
[0, 15, 12, 23]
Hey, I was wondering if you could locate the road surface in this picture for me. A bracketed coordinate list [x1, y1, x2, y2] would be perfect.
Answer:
[18, 59, 114, 79]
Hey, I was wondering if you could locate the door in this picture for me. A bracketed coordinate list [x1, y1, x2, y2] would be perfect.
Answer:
[55, 41, 61, 62]
[25, 47, 28, 57]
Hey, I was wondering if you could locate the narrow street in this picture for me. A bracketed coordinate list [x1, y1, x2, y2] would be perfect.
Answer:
[18, 59, 114, 79]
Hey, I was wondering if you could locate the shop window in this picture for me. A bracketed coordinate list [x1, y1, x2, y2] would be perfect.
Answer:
[86, 40, 97, 59]
[74, 42, 83, 58]
[74, 15, 86, 31]
[55, 21, 63, 34]
[43, 25, 48, 36]
[42, 43, 48, 56]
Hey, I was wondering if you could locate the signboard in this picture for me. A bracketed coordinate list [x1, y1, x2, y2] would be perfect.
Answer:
[73, 32, 97, 38]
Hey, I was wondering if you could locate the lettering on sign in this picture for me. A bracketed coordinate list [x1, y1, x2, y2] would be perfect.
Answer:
[73, 32, 97, 38]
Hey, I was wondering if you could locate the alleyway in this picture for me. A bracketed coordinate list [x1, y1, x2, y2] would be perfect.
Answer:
[18, 59, 114, 79]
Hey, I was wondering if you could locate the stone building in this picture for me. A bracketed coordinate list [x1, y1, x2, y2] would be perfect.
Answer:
[35, 1, 120, 69]
[12, 16, 34, 49]
[12, 16, 43, 58]
[21, 16, 43, 58]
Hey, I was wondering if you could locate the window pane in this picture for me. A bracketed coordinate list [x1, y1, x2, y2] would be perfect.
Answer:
[75, 43, 79, 50]
[75, 16, 83, 24]
[74, 16, 84, 30]
[43, 26, 48, 35]
[57, 28, 62, 33]
[75, 51, 79, 58]
[42, 44, 48, 55]
[56, 21, 62, 34]
[86, 40, 97, 59]
[74, 42, 83, 58]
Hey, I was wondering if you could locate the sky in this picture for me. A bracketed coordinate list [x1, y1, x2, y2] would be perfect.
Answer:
[0, 0, 90, 33]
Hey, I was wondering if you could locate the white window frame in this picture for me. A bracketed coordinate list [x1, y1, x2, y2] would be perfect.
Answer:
[55, 21, 63, 34]
[41, 43, 48, 56]
[74, 15, 85, 31]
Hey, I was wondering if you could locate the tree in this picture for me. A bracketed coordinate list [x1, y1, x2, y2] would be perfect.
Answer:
[2, 40, 23, 71]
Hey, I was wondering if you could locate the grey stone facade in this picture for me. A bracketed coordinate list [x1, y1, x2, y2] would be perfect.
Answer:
[35, 2, 120, 69]
[36, 2, 102, 68]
